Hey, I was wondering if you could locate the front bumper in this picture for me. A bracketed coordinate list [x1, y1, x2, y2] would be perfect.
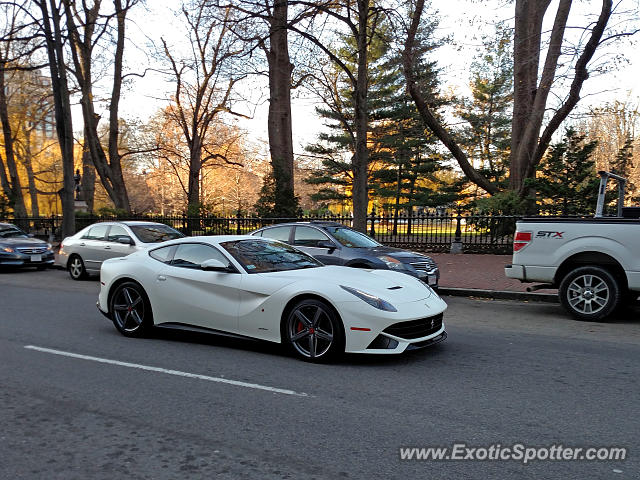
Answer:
[0, 251, 55, 267]
[97, 301, 110, 319]
[340, 294, 448, 354]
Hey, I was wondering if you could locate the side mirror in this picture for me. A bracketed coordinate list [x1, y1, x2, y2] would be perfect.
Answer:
[27, 233, 35, 238]
[201, 258, 232, 272]
[117, 236, 135, 245]
[317, 240, 337, 250]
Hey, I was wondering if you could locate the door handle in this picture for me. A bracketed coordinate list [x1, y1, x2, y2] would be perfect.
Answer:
[104, 246, 111, 250]
[157, 275, 167, 281]
[80, 242, 85, 246]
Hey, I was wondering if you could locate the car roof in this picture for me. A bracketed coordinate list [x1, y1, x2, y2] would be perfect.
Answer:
[259, 221, 345, 228]
[0, 223, 17, 228]
[153, 235, 265, 247]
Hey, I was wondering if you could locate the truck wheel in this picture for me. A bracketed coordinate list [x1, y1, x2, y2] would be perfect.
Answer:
[559, 266, 620, 321]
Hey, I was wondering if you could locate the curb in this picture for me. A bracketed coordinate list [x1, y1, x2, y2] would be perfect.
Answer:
[438, 287, 558, 303]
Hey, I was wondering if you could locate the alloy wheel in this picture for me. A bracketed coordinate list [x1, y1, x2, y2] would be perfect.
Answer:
[112, 285, 146, 333]
[287, 303, 335, 359]
[69, 256, 85, 280]
[566, 274, 610, 315]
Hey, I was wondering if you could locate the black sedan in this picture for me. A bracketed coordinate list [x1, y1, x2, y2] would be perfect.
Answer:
[251, 221, 439, 287]
[0, 223, 55, 270]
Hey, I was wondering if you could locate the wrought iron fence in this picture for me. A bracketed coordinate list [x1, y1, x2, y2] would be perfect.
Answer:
[1, 210, 519, 254]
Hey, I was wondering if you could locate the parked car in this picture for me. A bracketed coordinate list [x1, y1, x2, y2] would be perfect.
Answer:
[0, 223, 55, 270]
[98, 235, 447, 361]
[505, 171, 640, 321]
[250, 221, 440, 287]
[57, 221, 184, 280]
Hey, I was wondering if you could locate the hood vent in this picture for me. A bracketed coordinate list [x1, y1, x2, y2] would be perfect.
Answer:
[387, 286, 403, 290]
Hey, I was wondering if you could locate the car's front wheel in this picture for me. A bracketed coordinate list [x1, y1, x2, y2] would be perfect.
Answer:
[284, 299, 344, 362]
[558, 266, 621, 321]
[109, 281, 153, 337]
[68, 254, 87, 280]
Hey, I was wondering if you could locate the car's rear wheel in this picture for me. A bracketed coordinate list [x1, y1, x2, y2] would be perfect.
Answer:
[110, 281, 153, 337]
[558, 266, 620, 321]
[285, 299, 343, 362]
[68, 254, 87, 280]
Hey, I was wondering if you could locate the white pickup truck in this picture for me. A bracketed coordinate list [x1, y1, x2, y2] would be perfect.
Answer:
[505, 172, 640, 321]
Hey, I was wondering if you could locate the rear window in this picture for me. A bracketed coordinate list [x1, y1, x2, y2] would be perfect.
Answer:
[129, 224, 184, 243]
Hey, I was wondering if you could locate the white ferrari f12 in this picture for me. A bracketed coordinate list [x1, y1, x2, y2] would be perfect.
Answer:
[98, 236, 447, 361]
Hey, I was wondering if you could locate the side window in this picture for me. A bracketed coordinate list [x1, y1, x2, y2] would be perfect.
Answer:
[294, 226, 331, 247]
[107, 225, 130, 242]
[171, 244, 229, 269]
[82, 224, 109, 240]
[260, 226, 292, 243]
[149, 246, 174, 264]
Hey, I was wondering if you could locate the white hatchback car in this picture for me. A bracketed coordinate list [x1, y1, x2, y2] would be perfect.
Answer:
[57, 221, 184, 280]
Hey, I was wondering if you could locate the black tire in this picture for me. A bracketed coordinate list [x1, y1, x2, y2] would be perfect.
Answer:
[558, 266, 621, 321]
[283, 299, 344, 362]
[68, 254, 87, 280]
[109, 281, 153, 337]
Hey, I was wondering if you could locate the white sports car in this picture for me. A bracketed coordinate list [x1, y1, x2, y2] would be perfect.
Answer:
[97, 236, 447, 361]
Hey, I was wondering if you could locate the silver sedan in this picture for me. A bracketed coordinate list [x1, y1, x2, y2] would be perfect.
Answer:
[57, 221, 183, 280]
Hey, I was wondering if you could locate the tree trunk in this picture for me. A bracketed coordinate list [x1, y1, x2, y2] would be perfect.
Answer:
[351, 0, 370, 233]
[108, 0, 131, 212]
[39, 0, 75, 238]
[509, 0, 611, 195]
[20, 128, 40, 217]
[0, 61, 28, 217]
[267, 0, 296, 216]
[188, 134, 202, 211]
[82, 145, 96, 212]
[509, 0, 557, 192]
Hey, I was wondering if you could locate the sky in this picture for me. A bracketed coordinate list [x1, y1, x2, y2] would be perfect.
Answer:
[114, 0, 640, 158]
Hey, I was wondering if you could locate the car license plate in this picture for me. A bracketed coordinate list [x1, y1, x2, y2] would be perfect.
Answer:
[427, 274, 437, 285]
[31, 254, 42, 262]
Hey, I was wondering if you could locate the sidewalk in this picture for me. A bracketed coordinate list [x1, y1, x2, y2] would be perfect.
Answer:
[429, 253, 558, 302]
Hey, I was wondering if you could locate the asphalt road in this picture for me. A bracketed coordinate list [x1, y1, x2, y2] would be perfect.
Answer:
[1, 267, 639, 479]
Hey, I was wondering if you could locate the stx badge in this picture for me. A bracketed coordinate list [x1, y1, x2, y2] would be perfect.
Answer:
[536, 231, 564, 238]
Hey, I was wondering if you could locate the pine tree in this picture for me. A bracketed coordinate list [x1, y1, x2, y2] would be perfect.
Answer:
[254, 165, 301, 218]
[529, 128, 600, 216]
[457, 24, 513, 190]
[306, 13, 453, 225]
[609, 135, 637, 204]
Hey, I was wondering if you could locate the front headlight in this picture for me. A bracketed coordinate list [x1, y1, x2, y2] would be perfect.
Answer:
[2, 246, 14, 253]
[378, 255, 406, 270]
[46, 243, 52, 250]
[340, 285, 397, 312]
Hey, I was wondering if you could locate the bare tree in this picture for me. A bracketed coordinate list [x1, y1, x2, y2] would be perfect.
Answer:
[0, 1, 33, 217]
[214, 0, 318, 216]
[34, 0, 76, 236]
[61, 0, 138, 212]
[403, 0, 638, 200]
[161, 1, 246, 213]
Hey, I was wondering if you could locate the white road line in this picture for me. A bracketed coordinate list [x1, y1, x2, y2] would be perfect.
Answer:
[24, 345, 308, 397]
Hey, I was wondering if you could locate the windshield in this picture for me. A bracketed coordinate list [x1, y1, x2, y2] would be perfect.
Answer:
[0, 226, 28, 239]
[129, 224, 184, 243]
[221, 239, 323, 273]
[323, 227, 381, 248]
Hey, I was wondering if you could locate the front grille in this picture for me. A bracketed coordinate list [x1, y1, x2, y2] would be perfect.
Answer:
[16, 247, 48, 254]
[410, 259, 437, 272]
[382, 313, 443, 339]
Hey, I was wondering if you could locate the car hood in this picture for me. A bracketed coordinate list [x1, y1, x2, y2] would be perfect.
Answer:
[0, 237, 47, 247]
[366, 246, 434, 262]
[256, 265, 433, 302]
